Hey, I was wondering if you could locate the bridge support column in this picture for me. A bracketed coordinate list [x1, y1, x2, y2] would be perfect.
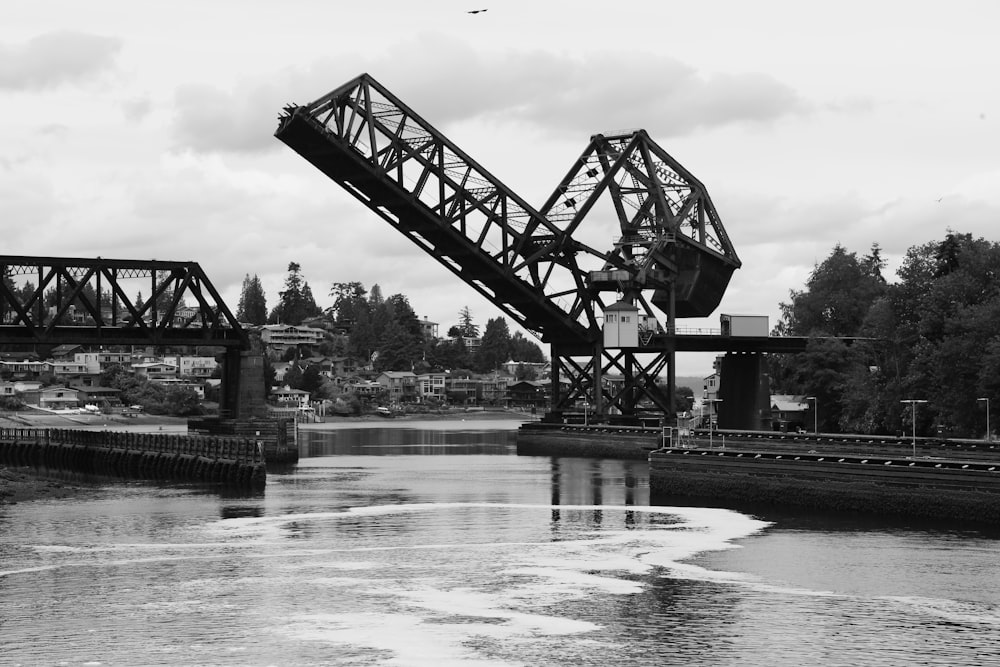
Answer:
[548, 343, 674, 424]
[220, 335, 267, 419]
[717, 352, 771, 430]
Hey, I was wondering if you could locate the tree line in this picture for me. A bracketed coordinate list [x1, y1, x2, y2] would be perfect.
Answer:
[236, 265, 546, 376]
[770, 231, 999, 439]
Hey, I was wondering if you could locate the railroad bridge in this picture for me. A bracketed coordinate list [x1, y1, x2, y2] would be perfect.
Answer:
[274, 73, 820, 429]
[0, 256, 263, 418]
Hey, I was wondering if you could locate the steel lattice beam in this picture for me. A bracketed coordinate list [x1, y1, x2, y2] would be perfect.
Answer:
[0, 256, 246, 348]
[275, 74, 607, 345]
[276, 74, 746, 421]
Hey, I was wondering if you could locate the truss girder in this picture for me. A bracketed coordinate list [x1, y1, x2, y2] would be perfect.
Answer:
[538, 131, 741, 320]
[552, 348, 673, 417]
[0, 256, 246, 348]
[276, 73, 608, 344]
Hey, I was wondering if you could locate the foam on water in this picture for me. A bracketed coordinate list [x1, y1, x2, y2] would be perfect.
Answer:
[247, 502, 772, 663]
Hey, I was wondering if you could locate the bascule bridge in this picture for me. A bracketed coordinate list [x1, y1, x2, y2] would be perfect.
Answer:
[275, 73, 801, 427]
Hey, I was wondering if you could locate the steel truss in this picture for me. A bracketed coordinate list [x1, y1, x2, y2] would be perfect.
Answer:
[276, 73, 740, 421]
[0, 256, 246, 348]
[552, 347, 673, 417]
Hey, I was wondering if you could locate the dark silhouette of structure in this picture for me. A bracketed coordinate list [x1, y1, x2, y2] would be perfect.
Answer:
[275, 73, 814, 427]
[0, 256, 258, 418]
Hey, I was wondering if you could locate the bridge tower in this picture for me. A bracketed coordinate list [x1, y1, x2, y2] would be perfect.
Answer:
[276, 74, 740, 423]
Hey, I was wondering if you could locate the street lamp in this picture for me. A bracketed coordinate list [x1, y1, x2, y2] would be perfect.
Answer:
[900, 399, 928, 458]
[805, 396, 818, 434]
[978, 397, 990, 443]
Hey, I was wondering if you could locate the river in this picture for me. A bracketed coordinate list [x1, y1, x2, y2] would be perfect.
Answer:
[1, 417, 999, 666]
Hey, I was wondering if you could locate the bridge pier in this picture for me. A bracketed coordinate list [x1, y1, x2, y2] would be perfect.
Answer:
[717, 352, 772, 431]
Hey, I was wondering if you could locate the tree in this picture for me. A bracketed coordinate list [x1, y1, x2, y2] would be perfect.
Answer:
[456, 306, 478, 337]
[284, 362, 304, 390]
[476, 317, 510, 372]
[164, 387, 203, 416]
[300, 364, 324, 397]
[778, 243, 887, 337]
[236, 274, 268, 324]
[770, 244, 890, 432]
[510, 331, 546, 362]
[425, 337, 469, 370]
[269, 262, 316, 325]
[329, 281, 367, 323]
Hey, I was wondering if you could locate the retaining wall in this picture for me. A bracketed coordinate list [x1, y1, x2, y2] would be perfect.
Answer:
[0, 428, 265, 489]
[650, 448, 1000, 524]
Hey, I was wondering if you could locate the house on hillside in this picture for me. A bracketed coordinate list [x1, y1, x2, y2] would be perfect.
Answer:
[260, 324, 326, 357]
[271, 386, 311, 409]
[74, 386, 122, 407]
[415, 372, 447, 402]
[133, 361, 178, 381]
[21, 386, 81, 410]
[377, 371, 417, 403]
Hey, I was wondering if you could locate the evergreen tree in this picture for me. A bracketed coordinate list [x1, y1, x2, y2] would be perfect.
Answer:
[509, 330, 546, 362]
[329, 282, 367, 323]
[236, 274, 268, 325]
[457, 306, 478, 337]
[301, 282, 322, 320]
[476, 317, 511, 372]
[269, 262, 311, 325]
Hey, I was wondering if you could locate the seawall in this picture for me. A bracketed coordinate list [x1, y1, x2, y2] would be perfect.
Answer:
[517, 423, 1000, 524]
[649, 447, 1000, 524]
[0, 428, 266, 489]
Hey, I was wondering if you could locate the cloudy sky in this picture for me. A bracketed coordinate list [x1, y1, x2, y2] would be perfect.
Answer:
[4, 1, 999, 375]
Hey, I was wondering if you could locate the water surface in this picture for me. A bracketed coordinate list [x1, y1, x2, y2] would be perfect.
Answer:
[2, 418, 998, 665]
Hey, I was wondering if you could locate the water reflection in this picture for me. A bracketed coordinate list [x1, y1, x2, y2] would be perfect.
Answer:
[300, 426, 518, 457]
[548, 456, 650, 529]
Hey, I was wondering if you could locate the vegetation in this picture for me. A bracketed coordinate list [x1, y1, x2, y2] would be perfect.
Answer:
[770, 232, 1000, 439]
[269, 262, 321, 325]
[236, 274, 268, 324]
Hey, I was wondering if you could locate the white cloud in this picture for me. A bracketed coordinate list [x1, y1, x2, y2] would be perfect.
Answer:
[166, 38, 809, 155]
[0, 31, 121, 90]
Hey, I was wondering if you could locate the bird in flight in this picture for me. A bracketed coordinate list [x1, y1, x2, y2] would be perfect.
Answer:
[468, 8, 488, 13]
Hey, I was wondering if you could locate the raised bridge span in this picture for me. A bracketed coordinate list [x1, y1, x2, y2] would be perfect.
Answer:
[275, 73, 812, 427]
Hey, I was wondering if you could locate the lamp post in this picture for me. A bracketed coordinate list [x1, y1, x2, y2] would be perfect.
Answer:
[978, 397, 990, 443]
[900, 399, 928, 458]
[805, 396, 818, 434]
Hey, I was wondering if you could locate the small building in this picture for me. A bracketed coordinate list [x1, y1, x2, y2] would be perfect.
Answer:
[73, 386, 122, 407]
[603, 301, 639, 348]
[415, 372, 447, 402]
[271, 386, 311, 409]
[770, 394, 810, 432]
[508, 380, 548, 408]
[377, 371, 417, 403]
[419, 317, 439, 340]
[720, 314, 769, 337]
[26, 386, 81, 410]
[260, 324, 327, 357]
[133, 361, 178, 381]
